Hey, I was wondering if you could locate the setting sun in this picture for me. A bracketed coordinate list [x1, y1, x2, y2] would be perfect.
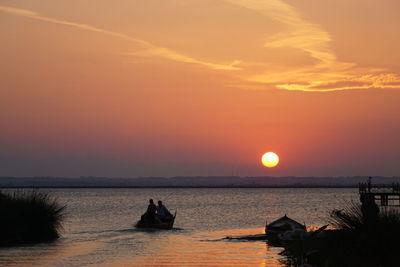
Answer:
[261, 152, 279, 168]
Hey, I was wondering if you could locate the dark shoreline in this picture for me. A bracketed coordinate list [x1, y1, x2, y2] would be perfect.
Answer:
[1, 176, 398, 189]
[0, 185, 359, 189]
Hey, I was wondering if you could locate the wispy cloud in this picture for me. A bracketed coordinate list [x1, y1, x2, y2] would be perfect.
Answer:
[128, 48, 241, 71]
[225, 0, 400, 92]
[0, 5, 240, 71]
[1, 3, 399, 92]
[225, 0, 334, 66]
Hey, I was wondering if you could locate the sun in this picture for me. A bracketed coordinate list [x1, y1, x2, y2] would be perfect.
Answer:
[261, 152, 279, 168]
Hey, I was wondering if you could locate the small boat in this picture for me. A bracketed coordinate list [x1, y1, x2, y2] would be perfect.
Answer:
[265, 214, 306, 243]
[135, 211, 176, 230]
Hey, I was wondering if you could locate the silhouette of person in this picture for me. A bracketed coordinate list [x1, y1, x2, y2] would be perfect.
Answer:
[157, 200, 172, 221]
[141, 199, 157, 223]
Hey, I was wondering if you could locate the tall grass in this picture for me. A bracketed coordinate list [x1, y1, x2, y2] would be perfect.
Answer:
[283, 203, 400, 267]
[330, 202, 365, 231]
[325, 203, 400, 266]
[330, 202, 400, 245]
[0, 190, 66, 246]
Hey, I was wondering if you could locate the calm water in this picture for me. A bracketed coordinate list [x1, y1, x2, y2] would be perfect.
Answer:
[0, 188, 357, 266]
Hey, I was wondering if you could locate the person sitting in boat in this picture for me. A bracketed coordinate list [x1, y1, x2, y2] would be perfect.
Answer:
[141, 199, 157, 223]
[157, 200, 172, 221]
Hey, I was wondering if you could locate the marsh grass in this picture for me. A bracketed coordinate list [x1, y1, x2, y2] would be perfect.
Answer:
[283, 203, 400, 267]
[330, 202, 365, 231]
[0, 190, 66, 246]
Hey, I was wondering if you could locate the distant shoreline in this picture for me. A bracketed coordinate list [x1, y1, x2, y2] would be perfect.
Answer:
[0, 185, 359, 189]
[1, 176, 398, 189]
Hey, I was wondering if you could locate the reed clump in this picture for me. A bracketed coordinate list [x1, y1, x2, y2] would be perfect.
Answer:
[283, 203, 400, 267]
[0, 190, 66, 246]
[325, 204, 400, 266]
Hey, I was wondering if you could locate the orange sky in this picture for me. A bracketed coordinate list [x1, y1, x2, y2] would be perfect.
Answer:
[1, 0, 400, 177]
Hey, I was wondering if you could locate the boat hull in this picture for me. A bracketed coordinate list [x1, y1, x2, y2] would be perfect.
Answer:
[135, 213, 176, 230]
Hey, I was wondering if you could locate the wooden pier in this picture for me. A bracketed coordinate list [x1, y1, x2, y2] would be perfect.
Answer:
[359, 178, 400, 206]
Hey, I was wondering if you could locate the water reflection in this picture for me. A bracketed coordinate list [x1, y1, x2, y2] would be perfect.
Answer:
[102, 228, 285, 266]
[0, 188, 356, 266]
[0, 240, 100, 267]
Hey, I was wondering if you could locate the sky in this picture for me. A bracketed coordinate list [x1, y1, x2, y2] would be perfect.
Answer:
[1, 0, 400, 177]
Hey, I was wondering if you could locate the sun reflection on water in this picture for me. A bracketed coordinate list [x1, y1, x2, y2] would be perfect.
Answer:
[104, 228, 285, 266]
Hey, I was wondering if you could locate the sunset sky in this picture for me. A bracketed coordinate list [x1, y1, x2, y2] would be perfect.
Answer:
[1, 0, 400, 177]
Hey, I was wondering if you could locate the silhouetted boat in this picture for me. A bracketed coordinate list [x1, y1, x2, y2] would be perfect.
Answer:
[135, 211, 176, 230]
[265, 214, 306, 243]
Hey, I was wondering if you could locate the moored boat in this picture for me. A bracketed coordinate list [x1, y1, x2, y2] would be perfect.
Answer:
[265, 214, 306, 243]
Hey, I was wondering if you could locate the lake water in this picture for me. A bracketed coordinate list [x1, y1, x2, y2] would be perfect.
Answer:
[0, 188, 357, 266]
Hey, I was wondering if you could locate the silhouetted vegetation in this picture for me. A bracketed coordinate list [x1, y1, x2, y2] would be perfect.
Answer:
[0, 190, 66, 246]
[282, 203, 400, 267]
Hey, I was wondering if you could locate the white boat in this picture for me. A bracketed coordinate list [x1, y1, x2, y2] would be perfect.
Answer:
[265, 215, 306, 243]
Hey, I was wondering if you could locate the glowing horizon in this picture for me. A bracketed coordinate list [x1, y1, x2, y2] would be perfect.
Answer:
[1, 0, 400, 177]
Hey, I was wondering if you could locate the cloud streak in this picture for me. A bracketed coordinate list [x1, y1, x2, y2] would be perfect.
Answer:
[0, 5, 240, 71]
[1, 3, 399, 92]
[225, 0, 400, 92]
[225, 0, 335, 66]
